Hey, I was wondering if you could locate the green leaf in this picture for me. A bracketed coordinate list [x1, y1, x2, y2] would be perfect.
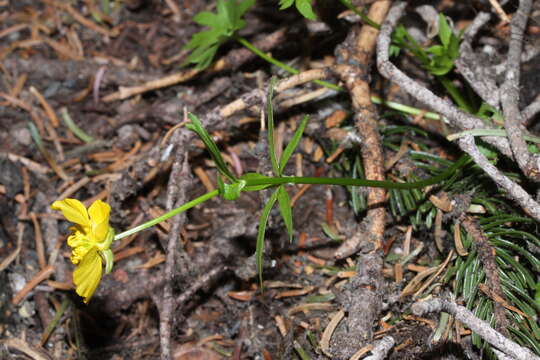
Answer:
[221, 180, 246, 200]
[447, 33, 460, 59]
[183, 0, 254, 69]
[238, 0, 256, 18]
[295, 0, 316, 20]
[183, 30, 220, 50]
[279, 0, 294, 9]
[277, 186, 293, 242]
[438, 14, 452, 49]
[186, 113, 237, 181]
[266, 77, 280, 175]
[389, 44, 401, 57]
[193, 11, 220, 27]
[230, 0, 255, 31]
[427, 44, 445, 56]
[256, 189, 279, 287]
[241, 172, 273, 191]
[183, 43, 220, 69]
[279, 115, 309, 172]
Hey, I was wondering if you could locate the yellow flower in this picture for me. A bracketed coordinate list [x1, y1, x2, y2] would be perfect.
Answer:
[51, 199, 115, 303]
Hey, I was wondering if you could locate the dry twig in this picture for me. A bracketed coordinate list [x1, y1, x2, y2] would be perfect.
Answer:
[501, 0, 540, 181]
[412, 298, 540, 360]
[376, 2, 514, 159]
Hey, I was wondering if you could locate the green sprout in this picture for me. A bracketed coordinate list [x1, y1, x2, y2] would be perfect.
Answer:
[279, 0, 316, 20]
[182, 0, 255, 69]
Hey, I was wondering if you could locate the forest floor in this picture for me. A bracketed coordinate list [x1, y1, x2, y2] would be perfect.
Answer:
[1, 1, 540, 359]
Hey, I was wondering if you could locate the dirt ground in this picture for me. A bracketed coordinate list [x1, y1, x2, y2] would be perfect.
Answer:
[1, 1, 540, 359]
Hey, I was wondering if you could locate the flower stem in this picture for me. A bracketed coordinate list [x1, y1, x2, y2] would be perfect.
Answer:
[236, 37, 444, 122]
[114, 189, 219, 241]
[337, 0, 381, 29]
[236, 37, 342, 92]
[115, 155, 467, 239]
[246, 154, 468, 189]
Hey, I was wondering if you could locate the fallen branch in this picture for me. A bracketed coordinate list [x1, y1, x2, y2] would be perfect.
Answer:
[412, 298, 540, 360]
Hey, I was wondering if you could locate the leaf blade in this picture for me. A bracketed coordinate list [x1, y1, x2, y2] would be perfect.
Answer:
[256, 189, 279, 287]
[266, 77, 280, 175]
[279, 114, 309, 172]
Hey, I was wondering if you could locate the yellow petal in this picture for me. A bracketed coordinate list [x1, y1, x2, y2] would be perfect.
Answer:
[88, 200, 111, 242]
[51, 199, 91, 228]
[73, 247, 103, 304]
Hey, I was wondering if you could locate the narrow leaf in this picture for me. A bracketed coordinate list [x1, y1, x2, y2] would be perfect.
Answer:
[256, 189, 279, 287]
[266, 77, 280, 175]
[295, 0, 316, 20]
[241, 172, 273, 191]
[279, 0, 294, 9]
[193, 11, 219, 26]
[279, 114, 309, 172]
[438, 14, 452, 49]
[277, 186, 293, 242]
[187, 113, 237, 181]
[238, 0, 255, 18]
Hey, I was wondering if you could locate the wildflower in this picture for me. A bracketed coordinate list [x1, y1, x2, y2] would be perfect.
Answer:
[51, 199, 115, 303]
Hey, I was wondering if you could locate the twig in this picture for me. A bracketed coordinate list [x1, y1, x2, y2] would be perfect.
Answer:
[103, 29, 288, 102]
[320, 309, 344, 357]
[102, 68, 201, 102]
[522, 94, 540, 126]
[159, 149, 191, 360]
[30, 213, 47, 270]
[1, 338, 53, 360]
[458, 135, 540, 221]
[174, 264, 228, 310]
[41, 0, 118, 37]
[461, 216, 510, 335]
[412, 298, 540, 360]
[488, 0, 511, 24]
[220, 68, 333, 118]
[455, 12, 500, 108]
[328, 2, 391, 358]
[376, 2, 514, 159]
[11, 265, 54, 305]
[0, 223, 23, 272]
[501, 0, 540, 181]
[363, 336, 396, 360]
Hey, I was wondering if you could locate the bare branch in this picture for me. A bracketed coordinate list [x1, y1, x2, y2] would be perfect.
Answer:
[501, 0, 540, 181]
[376, 2, 514, 159]
[523, 94, 540, 127]
[458, 135, 540, 221]
[412, 298, 540, 360]
[364, 336, 395, 360]
[456, 11, 500, 108]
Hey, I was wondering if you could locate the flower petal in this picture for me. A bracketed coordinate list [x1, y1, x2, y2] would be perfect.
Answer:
[51, 199, 91, 228]
[73, 247, 102, 304]
[88, 200, 111, 242]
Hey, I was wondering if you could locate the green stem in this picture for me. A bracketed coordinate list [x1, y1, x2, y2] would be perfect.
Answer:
[447, 129, 540, 145]
[337, 0, 381, 29]
[237, 37, 445, 122]
[437, 76, 473, 113]
[61, 107, 95, 143]
[114, 155, 467, 240]
[246, 154, 468, 190]
[114, 189, 219, 240]
[236, 37, 343, 92]
[371, 96, 442, 121]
